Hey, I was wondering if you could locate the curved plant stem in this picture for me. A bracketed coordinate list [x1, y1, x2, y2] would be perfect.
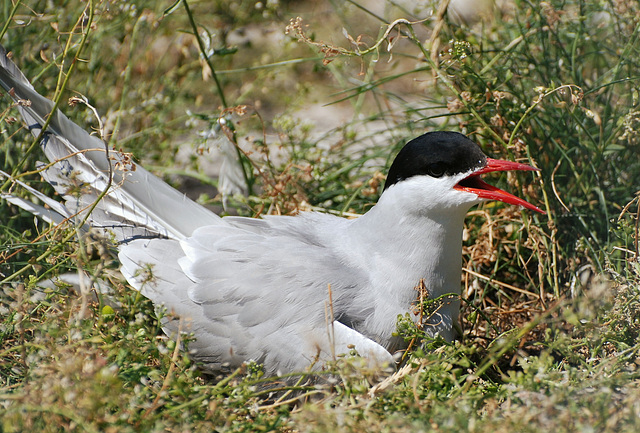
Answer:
[7, 1, 95, 181]
[181, 0, 251, 192]
[0, 0, 20, 42]
[182, 0, 227, 109]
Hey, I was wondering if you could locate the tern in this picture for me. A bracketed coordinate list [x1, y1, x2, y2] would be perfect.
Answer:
[0, 45, 542, 375]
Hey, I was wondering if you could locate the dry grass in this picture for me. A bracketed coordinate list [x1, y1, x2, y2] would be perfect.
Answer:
[1, 0, 640, 431]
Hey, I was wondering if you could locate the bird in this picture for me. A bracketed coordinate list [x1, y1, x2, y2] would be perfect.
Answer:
[0, 44, 543, 376]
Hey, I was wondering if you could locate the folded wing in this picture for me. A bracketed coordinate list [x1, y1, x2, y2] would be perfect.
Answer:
[120, 214, 394, 375]
[0, 45, 219, 242]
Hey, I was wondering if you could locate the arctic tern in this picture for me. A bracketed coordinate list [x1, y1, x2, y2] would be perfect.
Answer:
[0, 45, 542, 375]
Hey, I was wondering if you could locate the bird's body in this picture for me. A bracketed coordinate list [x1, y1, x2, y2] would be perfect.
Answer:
[0, 45, 542, 376]
[120, 193, 469, 373]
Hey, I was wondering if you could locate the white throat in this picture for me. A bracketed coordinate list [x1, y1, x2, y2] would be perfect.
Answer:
[342, 177, 479, 345]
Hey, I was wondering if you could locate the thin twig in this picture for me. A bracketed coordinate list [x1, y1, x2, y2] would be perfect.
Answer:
[463, 267, 539, 298]
[141, 322, 183, 420]
[429, 0, 451, 74]
[182, 0, 227, 109]
[6, 2, 95, 182]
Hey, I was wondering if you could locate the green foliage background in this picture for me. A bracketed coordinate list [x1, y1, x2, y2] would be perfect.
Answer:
[1, 0, 640, 431]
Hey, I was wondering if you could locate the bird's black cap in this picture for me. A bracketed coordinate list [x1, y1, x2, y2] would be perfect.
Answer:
[384, 131, 487, 191]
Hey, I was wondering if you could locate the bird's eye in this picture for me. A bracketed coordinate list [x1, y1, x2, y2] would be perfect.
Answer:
[427, 163, 446, 178]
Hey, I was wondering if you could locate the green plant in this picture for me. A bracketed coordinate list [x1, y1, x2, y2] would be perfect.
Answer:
[2, 0, 640, 431]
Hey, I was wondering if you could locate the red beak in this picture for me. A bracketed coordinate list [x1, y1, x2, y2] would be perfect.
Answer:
[454, 158, 544, 213]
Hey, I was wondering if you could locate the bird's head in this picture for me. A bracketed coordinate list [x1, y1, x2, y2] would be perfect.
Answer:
[382, 131, 543, 216]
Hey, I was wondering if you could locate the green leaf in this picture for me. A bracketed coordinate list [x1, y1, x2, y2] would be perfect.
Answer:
[163, 0, 183, 17]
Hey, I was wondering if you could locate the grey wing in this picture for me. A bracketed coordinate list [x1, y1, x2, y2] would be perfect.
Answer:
[0, 169, 75, 227]
[119, 221, 393, 375]
[0, 44, 219, 242]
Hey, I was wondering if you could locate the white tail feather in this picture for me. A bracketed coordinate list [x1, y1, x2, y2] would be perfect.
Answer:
[0, 45, 220, 242]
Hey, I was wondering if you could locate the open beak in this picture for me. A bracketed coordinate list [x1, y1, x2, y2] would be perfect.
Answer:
[454, 158, 544, 213]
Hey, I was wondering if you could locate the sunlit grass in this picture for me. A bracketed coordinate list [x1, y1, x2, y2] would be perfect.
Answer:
[1, 0, 640, 431]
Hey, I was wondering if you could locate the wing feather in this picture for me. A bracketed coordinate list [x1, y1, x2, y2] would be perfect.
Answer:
[0, 45, 220, 241]
[1, 44, 395, 376]
[118, 213, 392, 375]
